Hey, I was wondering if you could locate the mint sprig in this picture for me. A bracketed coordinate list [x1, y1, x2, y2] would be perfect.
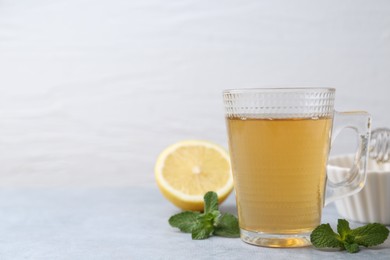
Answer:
[168, 191, 240, 239]
[311, 219, 389, 253]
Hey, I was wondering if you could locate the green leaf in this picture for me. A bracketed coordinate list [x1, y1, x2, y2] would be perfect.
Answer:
[311, 219, 389, 253]
[169, 211, 201, 233]
[192, 224, 213, 240]
[168, 190, 240, 241]
[337, 219, 351, 240]
[214, 213, 240, 238]
[344, 242, 360, 253]
[344, 233, 356, 244]
[191, 214, 215, 240]
[199, 212, 218, 226]
[310, 223, 341, 248]
[350, 223, 390, 247]
[210, 210, 221, 223]
[204, 191, 219, 213]
[339, 233, 356, 251]
[200, 211, 217, 224]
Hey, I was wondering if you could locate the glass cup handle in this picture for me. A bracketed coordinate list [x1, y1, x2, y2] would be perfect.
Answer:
[324, 111, 371, 206]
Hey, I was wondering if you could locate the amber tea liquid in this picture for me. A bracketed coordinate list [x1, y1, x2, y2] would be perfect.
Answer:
[227, 117, 332, 234]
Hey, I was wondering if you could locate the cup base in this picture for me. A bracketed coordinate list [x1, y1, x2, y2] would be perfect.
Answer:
[240, 229, 312, 248]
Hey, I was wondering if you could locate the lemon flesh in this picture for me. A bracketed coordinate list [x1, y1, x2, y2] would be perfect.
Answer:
[155, 140, 233, 211]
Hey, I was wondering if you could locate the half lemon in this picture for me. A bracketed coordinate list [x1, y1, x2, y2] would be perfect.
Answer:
[155, 140, 233, 211]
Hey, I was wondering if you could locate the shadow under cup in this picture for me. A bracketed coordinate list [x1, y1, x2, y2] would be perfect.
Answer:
[223, 88, 370, 248]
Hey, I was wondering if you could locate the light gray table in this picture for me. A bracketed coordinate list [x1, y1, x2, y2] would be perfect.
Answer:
[0, 186, 389, 259]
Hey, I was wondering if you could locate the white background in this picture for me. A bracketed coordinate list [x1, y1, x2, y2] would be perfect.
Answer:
[0, 0, 389, 187]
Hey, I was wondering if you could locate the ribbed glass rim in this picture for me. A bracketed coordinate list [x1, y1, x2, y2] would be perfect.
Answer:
[223, 87, 336, 118]
[223, 87, 336, 95]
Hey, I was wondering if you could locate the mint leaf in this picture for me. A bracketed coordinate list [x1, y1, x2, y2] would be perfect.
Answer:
[169, 191, 240, 240]
[204, 191, 218, 213]
[344, 242, 360, 253]
[340, 233, 356, 251]
[169, 211, 201, 233]
[191, 213, 215, 240]
[311, 219, 389, 253]
[310, 223, 341, 248]
[337, 219, 353, 251]
[214, 213, 240, 238]
[200, 211, 217, 225]
[337, 219, 351, 240]
[192, 223, 213, 240]
[350, 223, 390, 247]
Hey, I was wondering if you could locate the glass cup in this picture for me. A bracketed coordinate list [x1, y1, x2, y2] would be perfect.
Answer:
[223, 88, 370, 247]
